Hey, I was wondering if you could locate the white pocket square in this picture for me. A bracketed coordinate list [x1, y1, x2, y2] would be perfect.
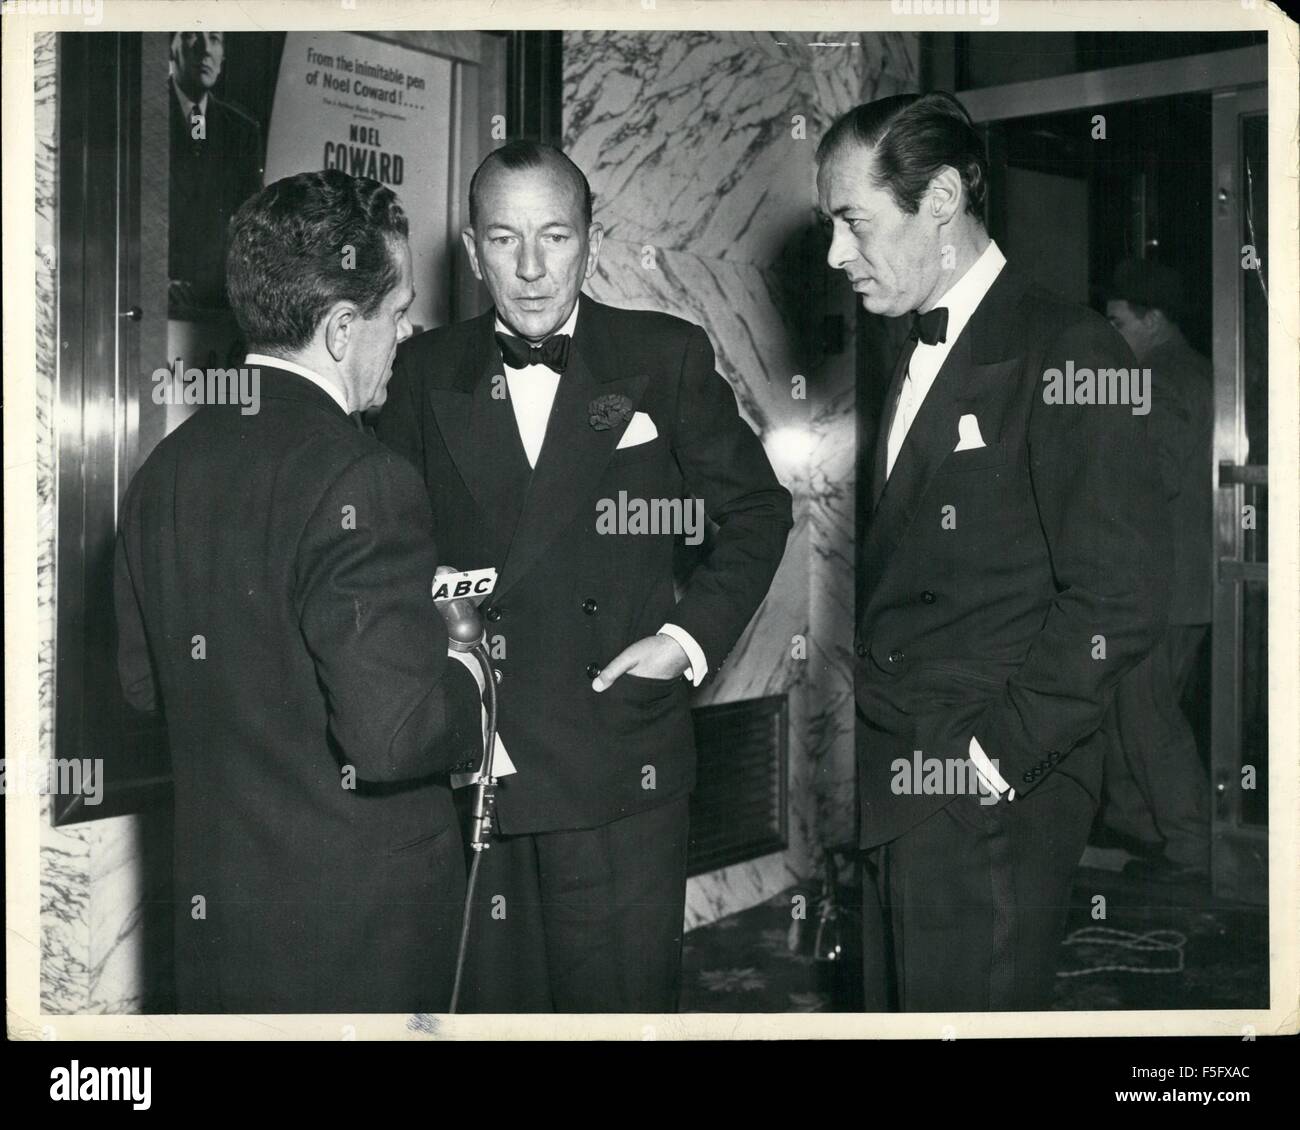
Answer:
[954, 413, 986, 452]
[616, 411, 659, 449]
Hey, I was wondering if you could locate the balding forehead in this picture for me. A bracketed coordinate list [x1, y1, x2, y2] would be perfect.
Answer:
[471, 150, 591, 227]
[480, 156, 581, 199]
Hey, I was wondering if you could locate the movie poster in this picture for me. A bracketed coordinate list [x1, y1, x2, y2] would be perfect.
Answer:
[263, 31, 454, 332]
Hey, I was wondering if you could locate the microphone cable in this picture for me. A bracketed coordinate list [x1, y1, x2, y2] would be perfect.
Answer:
[449, 639, 498, 1014]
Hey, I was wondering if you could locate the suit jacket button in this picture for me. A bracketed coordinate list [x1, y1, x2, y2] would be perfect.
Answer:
[854, 643, 868, 658]
[585, 663, 601, 679]
[1022, 771, 1035, 784]
[888, 649, 905, 664]
[485, 605, 502, 622]
[582, 598, 598, 615]
[920, 590, 936, 604]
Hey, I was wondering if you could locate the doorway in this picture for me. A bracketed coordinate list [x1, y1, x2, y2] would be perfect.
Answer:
[961, 48, 1269, 905]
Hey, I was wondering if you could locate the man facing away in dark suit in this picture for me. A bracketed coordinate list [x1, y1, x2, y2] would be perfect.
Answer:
[1102, 259, 1216, 885]
[376, 140, 793, 1012]
[816, 93, 1170, 1011]
[115, 170, 486, 1012]
[168, 30, 264, 314]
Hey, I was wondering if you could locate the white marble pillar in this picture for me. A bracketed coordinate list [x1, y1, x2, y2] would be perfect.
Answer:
[563, 30, 919, 925]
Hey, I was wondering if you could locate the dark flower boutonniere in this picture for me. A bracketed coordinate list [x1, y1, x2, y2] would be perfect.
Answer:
[588, 392, 635, 432]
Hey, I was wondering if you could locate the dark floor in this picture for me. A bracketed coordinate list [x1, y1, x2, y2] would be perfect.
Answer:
[680, 857, 1269, 1012]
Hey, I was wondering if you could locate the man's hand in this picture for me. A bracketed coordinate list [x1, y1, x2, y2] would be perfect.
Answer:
[592, 634, 690, 691]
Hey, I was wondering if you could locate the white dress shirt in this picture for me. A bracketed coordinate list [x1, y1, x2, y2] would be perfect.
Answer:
[881, 240, 1015, 802]
[495, 304, 707, 687]
[244, 353, 350, 414]
[885, 239, 1007, 478]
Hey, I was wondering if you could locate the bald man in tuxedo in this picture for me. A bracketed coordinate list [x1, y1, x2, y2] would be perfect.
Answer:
[378, 140, 792, 1012]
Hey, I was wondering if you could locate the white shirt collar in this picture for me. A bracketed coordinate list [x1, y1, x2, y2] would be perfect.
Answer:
[171, 74, 209, 121]
[923, 239, 1006, 348]
[493, 300, 580, 367]
[244, 353, 350, 414]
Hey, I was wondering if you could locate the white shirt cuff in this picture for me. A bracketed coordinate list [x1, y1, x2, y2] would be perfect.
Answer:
[657, 623, 707, 687]
[969, 735, 1016, 802]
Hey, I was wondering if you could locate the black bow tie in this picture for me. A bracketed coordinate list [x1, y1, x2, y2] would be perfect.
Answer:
[495, 331, 571, 373]
[909, 307, 949, 346]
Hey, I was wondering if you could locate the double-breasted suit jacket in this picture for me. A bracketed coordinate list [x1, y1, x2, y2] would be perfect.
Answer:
[855, 266, 1171, 848]
[377, 293, 794, 835]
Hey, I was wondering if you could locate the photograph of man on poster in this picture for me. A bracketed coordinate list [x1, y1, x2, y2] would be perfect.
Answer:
[167, 29, 264, 317]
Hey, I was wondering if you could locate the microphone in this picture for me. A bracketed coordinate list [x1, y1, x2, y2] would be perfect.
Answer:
[435, 566, 504, 1013]
[431, 566, 497, 653]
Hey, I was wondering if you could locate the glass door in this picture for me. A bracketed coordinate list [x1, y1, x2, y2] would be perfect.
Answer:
[1209, 84, 1268, 904]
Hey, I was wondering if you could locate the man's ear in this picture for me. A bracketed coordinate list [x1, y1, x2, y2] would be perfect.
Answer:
[927, 166, 963, 225]
[461, 227, 484, 281]
[584, 222, 604, 279]
[323, 303, 355, 363]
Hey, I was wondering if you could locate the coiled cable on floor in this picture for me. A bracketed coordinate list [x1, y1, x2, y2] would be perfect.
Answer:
[1056, 926, 1188, 977]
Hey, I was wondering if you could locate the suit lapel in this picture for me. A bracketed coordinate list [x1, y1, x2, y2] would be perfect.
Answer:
[862, 330, 973, 576]
[860, 267, 1030, 610]
[425, 311, 527, 533]
[871, 331, 917, 507]
[494, 295, 648, 600]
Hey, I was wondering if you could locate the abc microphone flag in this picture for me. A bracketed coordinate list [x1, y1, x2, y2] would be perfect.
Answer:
[432, 567, 498, 652]
[431, 567, 498, 604]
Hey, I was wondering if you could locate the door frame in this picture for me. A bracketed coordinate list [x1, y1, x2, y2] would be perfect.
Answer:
[957, 46, 1265, 124]
[1209, 83, 1268, 904]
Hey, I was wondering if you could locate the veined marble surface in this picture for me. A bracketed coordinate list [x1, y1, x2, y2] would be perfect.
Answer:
[35, 32, 161, 1017]
[35, 29, 89, 1016]
[566, 31, 919, 266]
[565, 30, 920, 927]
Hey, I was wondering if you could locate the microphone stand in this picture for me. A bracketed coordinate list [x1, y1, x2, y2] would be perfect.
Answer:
[448, 638, 498, 1014]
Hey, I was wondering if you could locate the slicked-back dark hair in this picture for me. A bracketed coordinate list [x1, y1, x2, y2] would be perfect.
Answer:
[816, 92, 988, 222]
[468, 139, 593, 227]
[225, 169, 409, 353]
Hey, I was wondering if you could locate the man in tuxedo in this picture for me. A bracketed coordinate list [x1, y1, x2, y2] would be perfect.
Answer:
[376, 140, 792, 1012]
[168, 30, 264, 314]
[1102, 259, 1215, 884]
[115, 170, 484, 1012]
[817, 93, 1170, 1010]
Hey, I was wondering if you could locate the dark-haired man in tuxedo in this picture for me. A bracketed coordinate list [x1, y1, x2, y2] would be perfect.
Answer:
[116, 170, 483, 1012]
[377, 140, 792, 1012]
[818, 93, 1169, 1010]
